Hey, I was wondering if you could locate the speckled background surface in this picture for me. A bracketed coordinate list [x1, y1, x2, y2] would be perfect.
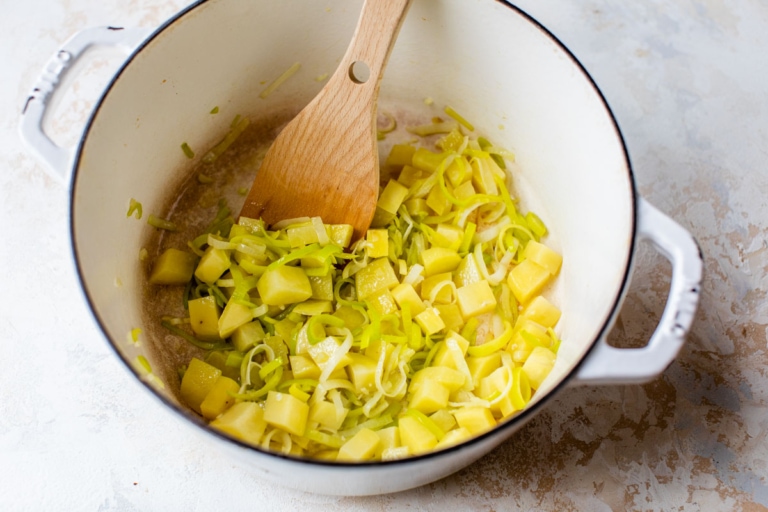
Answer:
[3, 0, 767, 510]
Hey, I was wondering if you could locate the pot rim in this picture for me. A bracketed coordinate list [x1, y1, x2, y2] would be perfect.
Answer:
[69, 0, 638, 468]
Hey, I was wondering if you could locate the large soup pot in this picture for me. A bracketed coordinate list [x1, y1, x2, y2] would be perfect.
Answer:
[20, 0, 702, 496]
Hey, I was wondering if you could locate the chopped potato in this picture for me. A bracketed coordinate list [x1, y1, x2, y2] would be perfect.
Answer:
[150, 120, 563, 462]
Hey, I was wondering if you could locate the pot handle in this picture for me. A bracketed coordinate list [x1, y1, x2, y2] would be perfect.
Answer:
[573, 197, 703, 386]
[18, 26, 151, 181]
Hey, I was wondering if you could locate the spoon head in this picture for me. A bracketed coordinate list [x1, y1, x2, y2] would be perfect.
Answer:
[239, 105, 379, 241]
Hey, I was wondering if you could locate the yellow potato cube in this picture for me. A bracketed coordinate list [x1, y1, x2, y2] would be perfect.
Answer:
[204, 350, 239, 381]
[263, 391, 310, 437]
[326, 224, 354, 248]
[391, 283, 427, 316]
[149, 248, 197, 285]
[194, 246, 231, 284]
[509, 319, 550, 364]
[434, 304, 464, 333]
[218, 300, 253, 339]
[398, 416, 438, 455]
[408, 379, 450, 414]
[188, 296, 222, 342]
[433, 224, 464, 251]
[397, 165, 430, 188]
[210, 402, 267, 446]
[440, 128, 464, 152]
[337, 428, 381, 462]
[498, 395, 519, 420]
[256, 265, 313, 306]
[355, 257, 399, 300]
[200, 376, 240, 420]
[286, 223, 318, 248]
[415, 307, 446, 336]
[452, 179, 476, 199]
[371, 208, 395, 229]
[364, 338, 396, 364]
[435, 427, 473, 450]
[375, 426, 401, 459]
[454, 254, 483, 288]
[524, 240, 562, 276]
[228, 224, 249, 238]
[365, 288, 398, 315]
[426, 182, 451, 216]
[265, 335, 289, 362]
[432, 332, 470, 368]
[411, 366, 466, 392]
[445, 158, 470, 188]
[231, 320, 265, 352]
[453, 406, 496, 435]
[346, 352, 378, 395]
[429, 409, 457, 433]
[308, 400, 348, 431]
[237, 216, 262, 231]
[457, 280, 498, 319]
[420, 247, 461, 277]
[289, 354, 321, 380]
[385, 143, 416, 168]
[522, 346, 557, 390]
[471, 156, 499, 195]
[520, 295, 561, 328]
[308, 274, 334, 301]
[273, 319, 298, 347]
[404, 197, 429, 217]
[366, 229, 389, 258]
[180, 357, 222, 414]
[479, 366, 507, 399]
[420, 273, 454, 304]
[412, 147, 446, 173]
[371, 180, 409, 227]
[307, 336, 342, 369]
[292, 299, 333, 316]
[511, 318, 550, 349]
[507, 259, 551, 304]
[467, 353, 503, 384]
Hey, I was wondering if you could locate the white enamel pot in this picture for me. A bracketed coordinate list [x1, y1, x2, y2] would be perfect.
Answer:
[20, 0, 702, 496]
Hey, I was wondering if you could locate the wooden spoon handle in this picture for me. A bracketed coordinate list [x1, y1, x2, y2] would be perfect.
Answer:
[333, 0, 412, 94]
[309, 0, 411, 127]
[239, 0, 412, 239]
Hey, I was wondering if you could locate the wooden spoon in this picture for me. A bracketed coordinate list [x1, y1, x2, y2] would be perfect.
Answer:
[239, 0, 413, 240]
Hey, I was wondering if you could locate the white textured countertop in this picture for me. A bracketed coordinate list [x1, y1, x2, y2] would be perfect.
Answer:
[3, 0, 767, 510]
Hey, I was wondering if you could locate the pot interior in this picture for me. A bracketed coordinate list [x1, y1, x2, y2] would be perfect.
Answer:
[72, 0, 634, 444]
